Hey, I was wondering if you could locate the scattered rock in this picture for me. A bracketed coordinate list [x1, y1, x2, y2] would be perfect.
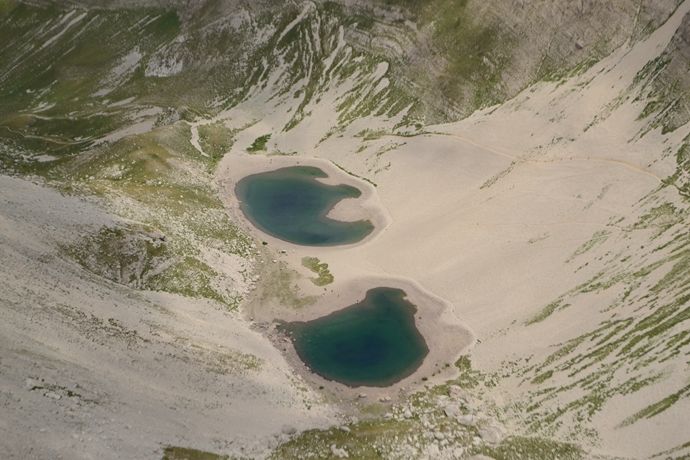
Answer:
[44, 391, 61, 400]
[478, 424, 504, 445]
[148, 231, 166, 241]
[449, 385, 470, 403]
[457, 414, 475, 426]
[330, 444, 349, 458]
[423, 443, 441, 457]
[281, 425, 297, 435]
[357, 393, 367, 399]
[442, 403, 461, 419]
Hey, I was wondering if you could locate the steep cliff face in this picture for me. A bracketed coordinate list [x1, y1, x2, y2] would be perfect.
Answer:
[330, 0, 683, 120]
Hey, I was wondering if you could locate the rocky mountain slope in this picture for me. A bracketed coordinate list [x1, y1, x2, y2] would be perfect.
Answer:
[1, 0, 690, 459]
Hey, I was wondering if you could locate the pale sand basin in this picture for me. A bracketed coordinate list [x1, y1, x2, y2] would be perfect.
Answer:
[216, 153, 474, 401]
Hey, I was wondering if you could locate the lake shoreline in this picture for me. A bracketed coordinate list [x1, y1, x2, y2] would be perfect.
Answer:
[235, 165, 375, 246]
[217, 153, 392, 251]
[284, 286, 430, 388]
[217, 152, 474, 404]
[257, 275, 474, 404]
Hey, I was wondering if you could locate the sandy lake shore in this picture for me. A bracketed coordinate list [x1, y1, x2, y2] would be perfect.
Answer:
[216, 153, 475, 402]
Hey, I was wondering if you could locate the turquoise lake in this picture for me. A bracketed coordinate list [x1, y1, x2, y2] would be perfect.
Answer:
[235, 166, 374, 246]
[285, 287, 429, 387]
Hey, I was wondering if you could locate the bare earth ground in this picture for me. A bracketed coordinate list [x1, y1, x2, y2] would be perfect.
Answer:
[0, 176, 336, 459]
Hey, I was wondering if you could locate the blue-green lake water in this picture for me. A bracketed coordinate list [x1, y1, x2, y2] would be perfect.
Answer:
[285, 287, 429, 387]
[235, 166, 374, 246]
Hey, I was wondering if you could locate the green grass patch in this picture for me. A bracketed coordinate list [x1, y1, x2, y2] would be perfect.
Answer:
[526, 299, 567, 325]
[63, 225, 169, 289]
[272, 418, 416, 459]
[567, 230, 609, 262]
[197, 122, 235, 165]
[0, 0, 17, 16]
[147, 256, 231, 306]
[162, 446, 228, 460]
[247, 134, 271, 153]
[255, 260, 317, 309]
[355, 128, 388, 141]
[531, 370, 553, 385]
[301, 256, 334, 286]
[421, 0, 510, 110]
[56, 123, 254, 308]
[477, 436, 583, 460]
[620, 383, 690, 427]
